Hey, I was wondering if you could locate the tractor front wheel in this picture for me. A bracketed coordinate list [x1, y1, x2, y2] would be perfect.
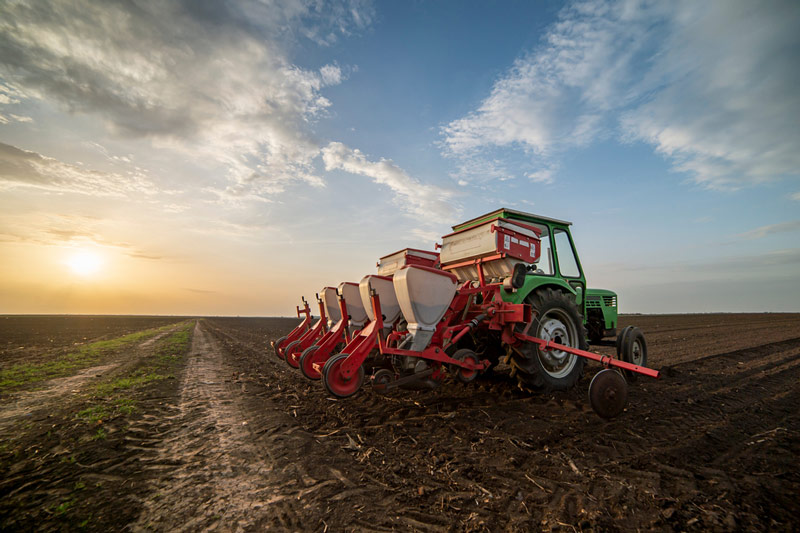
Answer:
[322, 354, 364, 398]
[511, 288, 587, 392]
[617, 326, 647, 382]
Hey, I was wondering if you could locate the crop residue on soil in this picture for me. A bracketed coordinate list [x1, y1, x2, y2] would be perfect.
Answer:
[1, 313, 799, 531]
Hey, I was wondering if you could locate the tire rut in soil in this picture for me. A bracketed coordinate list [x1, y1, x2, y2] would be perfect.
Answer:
[194, 317, 800, 531]
[130, 321, 388, 532]
[666, 336, 800, 369]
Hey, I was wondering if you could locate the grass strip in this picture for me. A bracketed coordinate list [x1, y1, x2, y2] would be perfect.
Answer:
[0, 322, 184, 390]
[75, 321, 194, 426]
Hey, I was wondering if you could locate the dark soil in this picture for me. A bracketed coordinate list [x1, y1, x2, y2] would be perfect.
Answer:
[1, 314, 799, 531]
[0, 315, 187, 368]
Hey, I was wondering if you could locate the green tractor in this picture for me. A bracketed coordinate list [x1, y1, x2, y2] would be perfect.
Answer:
[449, 208, 646, 393]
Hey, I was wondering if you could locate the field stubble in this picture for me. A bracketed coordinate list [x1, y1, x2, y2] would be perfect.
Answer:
[0, 313, 798, 531]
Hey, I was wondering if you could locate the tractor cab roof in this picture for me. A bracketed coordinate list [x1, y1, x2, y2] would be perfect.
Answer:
[452, 208, 572, 232]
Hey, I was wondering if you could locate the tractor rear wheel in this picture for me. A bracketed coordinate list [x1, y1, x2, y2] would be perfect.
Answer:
[273, 336, 288, 360]
[510, 288, 587, 392]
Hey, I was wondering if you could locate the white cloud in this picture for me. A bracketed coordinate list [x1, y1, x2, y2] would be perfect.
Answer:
[527, 166, 557, 185]
[738, 220, 800, 240]
[321, 141, 459, 224]
[0, 81, 25, 105]
[320, 64, 344, 86]
[449, 156, 516, 185]
[621, 1, 800, 190]
[441, 1, 658, 157]
[0, 142, 154, 196]
[0, 211, 164, 260]
[0, 0, 371, 200]
[0, 112, 31, 125]
[791, 192, 800, 201]
[442, 0, 800, 190]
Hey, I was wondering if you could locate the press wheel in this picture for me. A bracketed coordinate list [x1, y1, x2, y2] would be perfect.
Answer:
[322, 353, 364, 398]
[273, 336, 288, 360]
[284, 340, 302, 368]
[372, 368, 394, 393]
[449, 349, 480, 384]
[589, 369, 628, 419]
[299, 346, 321, 380]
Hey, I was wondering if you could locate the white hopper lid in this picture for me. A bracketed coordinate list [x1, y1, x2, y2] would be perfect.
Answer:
[377, 248, 440, 276]
[393, 266, 458, 330]
[321, 287, 341, 327]
[338, 282, 368, 327]
[359, 275, 401, 324]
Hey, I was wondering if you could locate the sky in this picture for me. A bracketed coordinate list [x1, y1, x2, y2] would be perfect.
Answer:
[0, 0, 799, 316]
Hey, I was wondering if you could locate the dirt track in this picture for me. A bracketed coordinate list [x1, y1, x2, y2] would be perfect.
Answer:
[1, 314, 799, 531]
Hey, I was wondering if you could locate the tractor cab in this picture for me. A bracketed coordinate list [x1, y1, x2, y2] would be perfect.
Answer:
[443, 208, 618, 344]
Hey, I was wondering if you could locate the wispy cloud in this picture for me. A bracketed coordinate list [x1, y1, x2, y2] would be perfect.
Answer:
[527, 166, 557, 185]
[441, 0, 800, 190]
[621, 1, 800, 190]
[0, 142, 153, 196]
[184, 288, 217, 294]
[321, 141, 460, 225]
[738, 220, 800, 240]
[0, 212, 163, 260]
[0, 0, 372, 200]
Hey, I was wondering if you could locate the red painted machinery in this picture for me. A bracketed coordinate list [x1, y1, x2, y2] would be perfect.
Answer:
[277, 210, 660, 418]
[281, 291, 330, 367]
[301, 249, 439, 381]
[291, 282, 367, 373]
[316, 218, 659, 418]
[270, 297, 312, 360]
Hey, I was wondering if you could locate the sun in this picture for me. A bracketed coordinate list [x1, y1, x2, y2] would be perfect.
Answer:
[67, 251, 103, 277]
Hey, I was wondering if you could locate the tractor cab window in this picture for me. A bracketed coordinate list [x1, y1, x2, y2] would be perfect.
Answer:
[533, 225, 554, 275]
[554, 229, 580, 278]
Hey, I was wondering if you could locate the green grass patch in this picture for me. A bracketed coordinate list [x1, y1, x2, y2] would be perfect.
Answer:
[76, 405, 110, 424]
[115, 398, 136, 415]
[0, 322, 184, 390]
[94, 373, 168, 395]
[53, 497, 76, 516]
[72, 322, 194, 437]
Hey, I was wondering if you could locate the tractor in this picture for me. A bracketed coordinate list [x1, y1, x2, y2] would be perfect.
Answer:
[442, 208, 645, 395]
[279, 208, 654, 418]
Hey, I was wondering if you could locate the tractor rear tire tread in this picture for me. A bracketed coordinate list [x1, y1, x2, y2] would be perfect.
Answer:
[510, 287, 587, 393]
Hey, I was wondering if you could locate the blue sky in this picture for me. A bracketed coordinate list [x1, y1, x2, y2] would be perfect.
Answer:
[0, 0, 798, 315]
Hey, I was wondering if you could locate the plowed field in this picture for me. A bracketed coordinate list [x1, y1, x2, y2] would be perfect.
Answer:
[1, 313, 799, 531]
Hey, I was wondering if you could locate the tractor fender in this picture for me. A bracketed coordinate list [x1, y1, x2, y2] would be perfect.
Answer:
[500, 276, 576, 305]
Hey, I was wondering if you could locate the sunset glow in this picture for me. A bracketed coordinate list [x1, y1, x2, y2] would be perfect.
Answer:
[0, 1, 798, 315]
[66, 250, 103, 277]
